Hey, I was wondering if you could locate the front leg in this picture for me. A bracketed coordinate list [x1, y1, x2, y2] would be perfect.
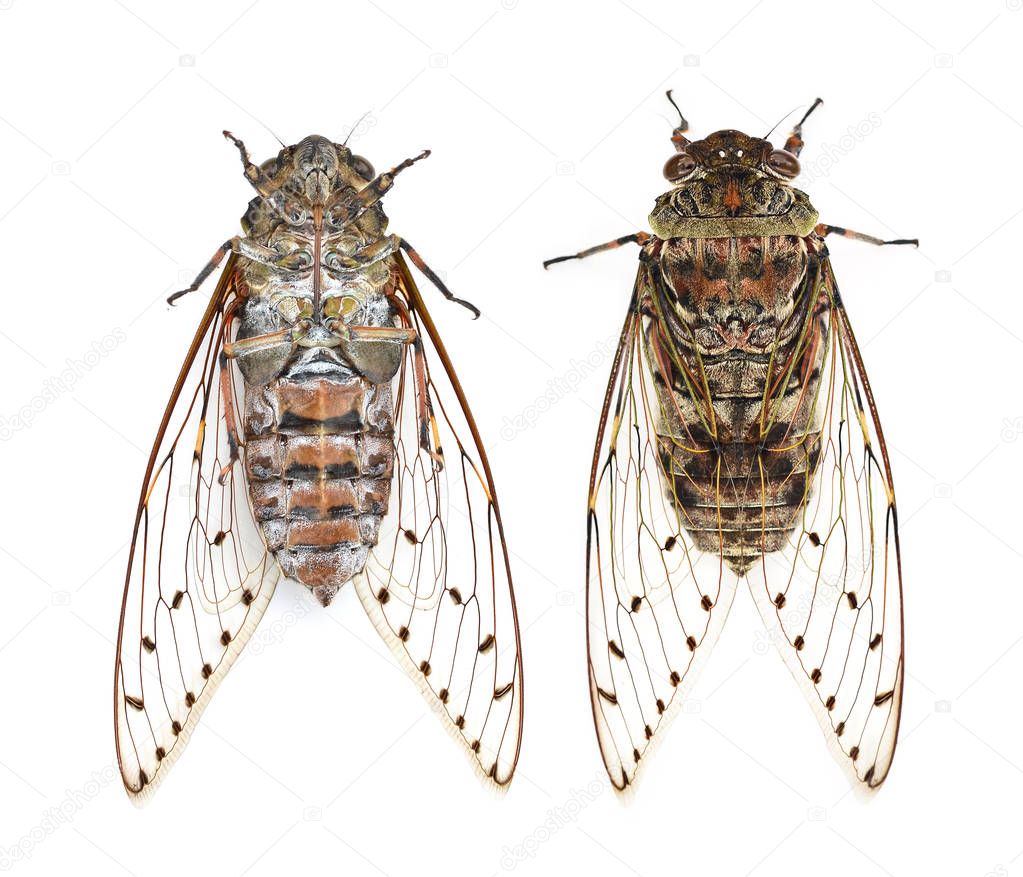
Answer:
[327, 150, 431, 227]
[542, 232, 650, 269]
[815, 224, 918, 247]
[169, 236, 314, 304]
[398, 238, 479, 318]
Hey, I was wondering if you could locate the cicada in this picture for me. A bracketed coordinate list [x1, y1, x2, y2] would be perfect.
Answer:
[545, 94, 913, 792]
[114, 133, 523, 802]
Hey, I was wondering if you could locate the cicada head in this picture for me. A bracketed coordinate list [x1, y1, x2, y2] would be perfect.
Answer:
[288, 135, 378, 202]
[652, 95, 819, 239]
[274, 135, 377, 208]
[232, 133, 380, 233]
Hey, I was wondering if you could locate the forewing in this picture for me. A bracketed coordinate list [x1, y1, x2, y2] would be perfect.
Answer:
[114, 257, 280, 803]
[587, 263, 739, 792]
[354, 253, 523, 786]
[747, 254, 904, 790]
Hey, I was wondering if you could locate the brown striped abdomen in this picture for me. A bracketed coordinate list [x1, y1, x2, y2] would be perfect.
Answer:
[243, 372, 394, 605]
[650, 234, 827, 574]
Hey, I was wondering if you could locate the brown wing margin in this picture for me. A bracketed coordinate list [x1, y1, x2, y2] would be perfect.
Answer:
[747, 252, 905, 790]
[354, 253, 523, 787]
[114, 256, 280, 804]
[586, 262, 739, 792]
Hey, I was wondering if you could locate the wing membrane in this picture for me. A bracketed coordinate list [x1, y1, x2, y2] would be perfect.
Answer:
[355, 253, 523, 786]
[587, 263, 738, 791]
[747, 254, 904, 789]
[114, 257, 280, 803]
[587, 252, 903, 792]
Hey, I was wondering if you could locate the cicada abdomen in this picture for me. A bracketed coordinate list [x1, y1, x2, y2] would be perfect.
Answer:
[546, 95, 913, 793]
[115, 134, 522, 802]
[231, 150, 408, 605]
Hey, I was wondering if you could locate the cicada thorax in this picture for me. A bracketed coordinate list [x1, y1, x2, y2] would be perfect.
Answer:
[233, 218, 403, 607]
[646, 233, 830, 574]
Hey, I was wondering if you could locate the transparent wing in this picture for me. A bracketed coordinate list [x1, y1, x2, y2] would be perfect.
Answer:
[114, 256, 280, 803]
[355, 253, 523, 786]
[747, 254, 904, 790]
[587, 263, 739, 792]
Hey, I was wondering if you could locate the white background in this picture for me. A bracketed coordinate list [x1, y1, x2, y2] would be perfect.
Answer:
[0, 1, 1019, 875]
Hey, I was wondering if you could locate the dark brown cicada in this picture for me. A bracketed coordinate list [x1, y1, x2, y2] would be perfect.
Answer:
[545, 94, 913, 792]
[114, 133, 522, 802]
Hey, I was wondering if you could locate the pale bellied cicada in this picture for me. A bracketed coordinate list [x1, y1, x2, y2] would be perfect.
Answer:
[114, 133, 523, 802]
[545, 95, 913, 792]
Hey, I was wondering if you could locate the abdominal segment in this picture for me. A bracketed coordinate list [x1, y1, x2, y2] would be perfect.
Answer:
[650, 234, 828, 574]
[243, 371, 395, 606]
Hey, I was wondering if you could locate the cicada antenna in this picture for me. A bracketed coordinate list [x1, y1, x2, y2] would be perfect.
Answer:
[764, 105, 803, 141]
[666, 89, 690, 150]
[344, 110, 372, 146]
[267, 126, 286, 148]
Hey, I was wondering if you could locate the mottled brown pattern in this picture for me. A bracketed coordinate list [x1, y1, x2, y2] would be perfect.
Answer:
[650, 234, 827, 573]
[659, 235, 808, 321]
[243, 372, 395, 598]
[648, 130, 819, 239]
[274, 377, 367, 432]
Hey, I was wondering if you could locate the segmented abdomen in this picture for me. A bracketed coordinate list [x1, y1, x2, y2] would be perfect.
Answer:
[651, 234, 827, 574]
[243, 372, 394, 605]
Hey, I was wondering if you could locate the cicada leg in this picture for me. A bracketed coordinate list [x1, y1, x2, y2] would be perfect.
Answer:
[816, 223, 919, 247]
[783, 97, 824, 156]
[170, 236, 316, 304]
[327, 150, 432, 226]
[397, 238, 480, 318]
[169, 240, 235, 304]
[326, 235, 399, 272]
[388, 289, 443, 468]
[224, 130, 293, 199]
[217, 296, 246, 484]
[665, 89, 691, 150]
[542, 232, 651, 268]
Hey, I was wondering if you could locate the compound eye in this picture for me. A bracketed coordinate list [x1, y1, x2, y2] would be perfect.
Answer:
[663, 152, 698, 182]
[350, 156, 375, 180]
[767, 149, 800, 178]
